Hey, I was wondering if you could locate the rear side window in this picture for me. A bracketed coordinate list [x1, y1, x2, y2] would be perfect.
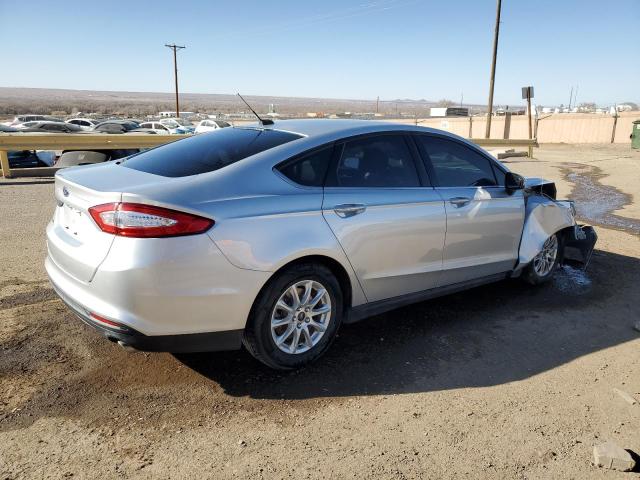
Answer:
[123, 128, 302, 177]
[326, 135, 420, 188]
[415, 135, 497, 187]
[277, 146, 333, 187]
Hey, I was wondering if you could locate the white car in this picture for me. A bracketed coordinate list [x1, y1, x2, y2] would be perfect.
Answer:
[158, 118, 191, 134]
[138, 122, 173, 135]
[66, 118, 101, 131]
[4, 114, 60, 127]
[195, 119, 231, 134]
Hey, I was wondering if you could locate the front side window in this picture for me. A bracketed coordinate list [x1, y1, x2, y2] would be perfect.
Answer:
[415, 135, 497, 187]
[277, 146, 333, 187]
[327, 135, 419, 188]
[123, 128, 302, 177]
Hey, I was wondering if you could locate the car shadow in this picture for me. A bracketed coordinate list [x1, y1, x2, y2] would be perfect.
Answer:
[175, 249, 640, 400]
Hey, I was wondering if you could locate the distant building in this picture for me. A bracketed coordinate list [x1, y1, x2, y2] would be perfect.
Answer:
[430, 107, 469, 117]
[159, 111, 195, 118]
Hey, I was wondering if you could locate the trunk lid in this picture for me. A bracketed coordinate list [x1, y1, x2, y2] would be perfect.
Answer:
[47, 163, 170, 283]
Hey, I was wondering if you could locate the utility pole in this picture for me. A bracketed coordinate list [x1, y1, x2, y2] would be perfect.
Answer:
[568, 86, 574, 111]
[485, 0, 502, 139]
[376, 96, 379, 114]
[165, 44, 185, 118]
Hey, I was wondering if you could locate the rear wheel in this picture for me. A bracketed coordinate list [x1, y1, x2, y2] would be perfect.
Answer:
[522, 233, 562, 285]
[243, 263, 343, 370]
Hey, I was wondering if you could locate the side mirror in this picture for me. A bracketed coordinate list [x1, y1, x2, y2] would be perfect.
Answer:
[505, 172, 525, 193]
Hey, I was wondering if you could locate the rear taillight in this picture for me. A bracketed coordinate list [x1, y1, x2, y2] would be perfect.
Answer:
[88, 202, 214, 238]
[89, 312, 125, 330]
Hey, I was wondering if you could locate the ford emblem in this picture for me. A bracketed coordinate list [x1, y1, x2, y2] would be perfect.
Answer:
[62, 186, 69, 197]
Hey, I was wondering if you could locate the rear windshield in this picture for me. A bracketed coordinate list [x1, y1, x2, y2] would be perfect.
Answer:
[122, 128, 302, 177]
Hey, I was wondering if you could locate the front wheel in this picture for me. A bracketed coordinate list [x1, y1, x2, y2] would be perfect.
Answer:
[522, 233, 562, 285]
[243, 263, 343, 370]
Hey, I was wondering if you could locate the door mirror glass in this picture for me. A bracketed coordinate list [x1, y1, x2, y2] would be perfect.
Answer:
[505, 172, 525, 192]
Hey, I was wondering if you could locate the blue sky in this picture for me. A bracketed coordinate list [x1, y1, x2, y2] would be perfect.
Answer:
[1, 0, 638, 106]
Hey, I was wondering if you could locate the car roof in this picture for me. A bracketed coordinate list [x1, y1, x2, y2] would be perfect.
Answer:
[96, 119, 138, 125]
[32, 121, 70, 126]
[238, 118, 451, 140]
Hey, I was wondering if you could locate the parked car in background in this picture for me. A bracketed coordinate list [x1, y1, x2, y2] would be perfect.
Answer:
[7, 151, 54, 168]
[15, 121, 47, 130]
[92, 120, 140, 134]
[21, 121, 84, 133]
[195, 119, 231, 134]
[160, 118, 195, 134]
[138, 122, 172, 135]
[0, 124, 56, 168]
[153, 118, 189, 134]
[66, 118, 102, 131]
[46, 119, 596, 370]
[3, 114, 63, 127]
[57, 149, 139, 168]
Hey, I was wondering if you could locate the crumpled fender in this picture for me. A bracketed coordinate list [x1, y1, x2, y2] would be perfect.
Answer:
[518, 195, 576, 267]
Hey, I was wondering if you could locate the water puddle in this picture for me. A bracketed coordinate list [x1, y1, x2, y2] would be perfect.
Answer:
[553, 265, 592, 295]
[562, 163, 640, 235]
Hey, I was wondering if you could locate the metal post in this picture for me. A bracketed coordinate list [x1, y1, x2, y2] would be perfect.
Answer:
[165, 44, 185, 118]
[0, 150, 11, 178]
[527, 91, 533, 158]
[485, 0, 502, 138]
[503, 112, 511, 139]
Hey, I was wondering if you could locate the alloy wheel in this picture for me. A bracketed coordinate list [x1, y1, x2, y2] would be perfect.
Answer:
[270, 280, 332, 354]
[533, 234, 558, 277]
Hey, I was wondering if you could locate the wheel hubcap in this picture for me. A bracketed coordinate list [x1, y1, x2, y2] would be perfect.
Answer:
[270, 280, 332, 354]
[533, 234, 558, 276]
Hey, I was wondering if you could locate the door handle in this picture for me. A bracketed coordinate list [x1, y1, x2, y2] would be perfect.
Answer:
[334, 203, 367, 218]
[449, 197, 471, 207]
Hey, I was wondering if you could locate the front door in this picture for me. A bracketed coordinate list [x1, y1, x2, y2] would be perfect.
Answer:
[413, 134, 525, 285]
[322, 134, 446, 302]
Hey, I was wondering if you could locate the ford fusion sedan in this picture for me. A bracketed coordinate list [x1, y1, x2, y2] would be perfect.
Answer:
[46, 120, 596, 369]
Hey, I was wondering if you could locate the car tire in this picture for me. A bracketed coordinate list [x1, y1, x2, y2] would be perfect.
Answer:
[243, 263, 343, 370]
[522, 233, 563, 285]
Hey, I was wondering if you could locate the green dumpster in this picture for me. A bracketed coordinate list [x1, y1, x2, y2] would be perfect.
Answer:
[632, 120, 640, 149]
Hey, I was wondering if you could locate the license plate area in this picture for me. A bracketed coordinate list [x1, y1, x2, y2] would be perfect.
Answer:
[62, 203, 83, 235]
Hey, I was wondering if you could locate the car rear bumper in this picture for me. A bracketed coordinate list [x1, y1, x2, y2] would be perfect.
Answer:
[50, 277, 243, 352]
[45, 230, 271, 346]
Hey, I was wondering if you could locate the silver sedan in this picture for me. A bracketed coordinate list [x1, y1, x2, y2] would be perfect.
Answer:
[46, 119, 596, 369]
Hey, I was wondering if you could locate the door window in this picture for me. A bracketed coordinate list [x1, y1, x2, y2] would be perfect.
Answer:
[415, 136, 498, 187]
[327, 135, 419, 188]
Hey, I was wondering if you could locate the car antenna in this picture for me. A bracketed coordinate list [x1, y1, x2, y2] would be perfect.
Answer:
[236, 93, 274, 126]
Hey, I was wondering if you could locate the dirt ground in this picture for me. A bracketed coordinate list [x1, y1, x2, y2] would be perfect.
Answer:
[1, 144, 639, 479]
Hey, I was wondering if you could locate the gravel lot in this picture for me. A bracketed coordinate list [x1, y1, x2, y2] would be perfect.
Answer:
[1, 144, 639, 479]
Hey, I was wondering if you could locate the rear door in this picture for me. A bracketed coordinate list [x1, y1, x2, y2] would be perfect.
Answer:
[322, 133, 446, 302]
[414, 134, 525, 285]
